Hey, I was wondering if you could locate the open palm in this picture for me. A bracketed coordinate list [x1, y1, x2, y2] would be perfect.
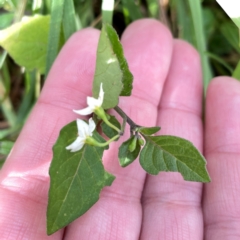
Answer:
[0, 19, 240, 240]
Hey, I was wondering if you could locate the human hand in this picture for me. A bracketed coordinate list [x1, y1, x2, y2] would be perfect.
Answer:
[0, 19, 239, 239]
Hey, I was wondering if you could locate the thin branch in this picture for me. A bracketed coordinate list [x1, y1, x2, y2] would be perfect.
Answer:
[114, 106, 139, 131]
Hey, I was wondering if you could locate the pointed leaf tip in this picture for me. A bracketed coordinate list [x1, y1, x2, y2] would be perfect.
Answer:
[139, 126, 161, 135]
[139, 135, 210, 182]
[92, 23, 133, 109]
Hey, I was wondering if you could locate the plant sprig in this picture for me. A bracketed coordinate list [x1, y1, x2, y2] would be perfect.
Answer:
[46, 23, 210, 235]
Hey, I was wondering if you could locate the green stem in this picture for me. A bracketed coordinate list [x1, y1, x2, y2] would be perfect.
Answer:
[114, 106, 139, 131]
[95, 107, 121, 133]
[121, 114, 127, 135]
[104, 117, 121, 133]
[87, 134, 119, 147]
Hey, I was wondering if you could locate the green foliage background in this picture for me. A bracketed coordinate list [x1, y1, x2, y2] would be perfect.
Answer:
[0, 0, 239, 167]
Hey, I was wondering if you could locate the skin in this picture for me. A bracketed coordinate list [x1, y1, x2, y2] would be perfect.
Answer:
[0, 19, 240, 240]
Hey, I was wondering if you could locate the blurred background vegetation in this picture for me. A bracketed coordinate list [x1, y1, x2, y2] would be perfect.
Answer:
[0, 0, 239, 168]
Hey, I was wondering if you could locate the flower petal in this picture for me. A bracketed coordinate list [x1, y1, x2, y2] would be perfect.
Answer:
[87, 96, 100, 108]
[88, 118, 96, 136]
[73, 107, 93, 116]
[76, 119, 89, 137]
[66, 136, 85, 152]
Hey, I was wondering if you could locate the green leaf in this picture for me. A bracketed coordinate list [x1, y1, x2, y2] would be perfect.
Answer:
[220, 21, 240, 53]
[118, 136, 141, 167]
[0, 62, 17, 126]
[0, 125, 21, 140]
[0, 140, 14, 169]
[62, 0, 77, 40]
[0, 140, 14, 155]
[171, 0, 195, 46]
[233, 60, 240, 80]
[92, 23, 133, 109]
[121, 0, 143, 22]
[101, 115, 121, 139]
[45, 0, 65, 76]
[47, 121, 115, 235]
[16, 70, 37, 123]
[0, 15, 50, 74]
[0, 160, 5, 169]
[146, 0, 159, 18]
[139, 135, 210, 182]
[205, 51, 233, 74]
[75, 0, 94, 28]
[139, 126, 160, 135]
[0, 13, 14, 30]
[187, 0, 213, 94]
[232, 17, 240, 29]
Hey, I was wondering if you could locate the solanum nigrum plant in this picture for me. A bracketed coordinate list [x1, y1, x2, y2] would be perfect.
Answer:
[46, 23, 210, 235]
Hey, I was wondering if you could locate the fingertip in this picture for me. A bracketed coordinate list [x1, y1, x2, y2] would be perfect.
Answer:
[120, 19, 173, 104]
[47, 27, 100, 80]
[206, 76, 240, 108]
[174, 39, 201, 72]
[207, 76, 240, 97]
[121, 18, 172, 43]
[160, 38, 202, 116]
[42, 28, 100, 106]
[64, 27, 100, 48]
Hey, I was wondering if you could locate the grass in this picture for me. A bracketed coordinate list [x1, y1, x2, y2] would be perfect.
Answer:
[0, 0, 239, 167]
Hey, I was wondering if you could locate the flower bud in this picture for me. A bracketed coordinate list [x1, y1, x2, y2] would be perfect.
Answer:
[138, 137, 145, 146]
[128, 136, 137, 152]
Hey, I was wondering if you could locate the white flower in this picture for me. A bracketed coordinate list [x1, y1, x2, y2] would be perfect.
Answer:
[66, 118, 96, 152]
[73, 83, 104, 115]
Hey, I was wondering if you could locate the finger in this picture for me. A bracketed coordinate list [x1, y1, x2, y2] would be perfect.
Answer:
[203, 77, 240, 239]
[1, 29, 100, 176]
[141, 40, 204, 239]
[63, 19, 173, 239]
[0, 29, 100, 239]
